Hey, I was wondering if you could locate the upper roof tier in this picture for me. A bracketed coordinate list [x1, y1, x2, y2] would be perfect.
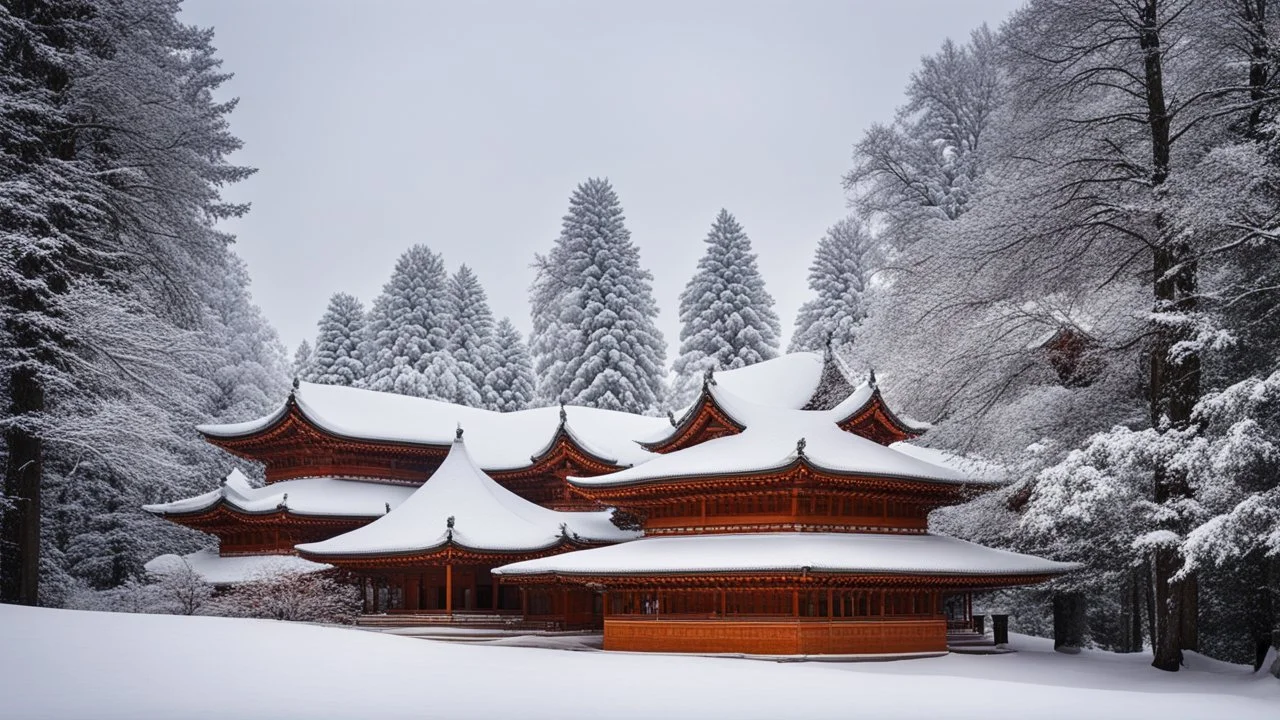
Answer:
[573, 384, 977, 490]
[493, 532, 1077, 580]
[199, 382, 666, 472]
[642, 354, 927, 453]
[295, 434, 637, 559]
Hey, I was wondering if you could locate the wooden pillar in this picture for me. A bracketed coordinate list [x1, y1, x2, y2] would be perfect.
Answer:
[445, 563, 453, 615]
[827, 589, 833, 619]
[520, 587, 528, 617]
[793, 590, 799, 617]
[493, 575, 500, 611]
[720, 589, 726, 617]
[405, 573, 419, 612]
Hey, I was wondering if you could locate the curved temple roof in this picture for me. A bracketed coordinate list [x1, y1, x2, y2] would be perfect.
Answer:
[144, 548, 331, 586]
[493, 532, 1078, 578]
[573, 384, 980, 489]
[142, 470, 416, 518]
[197, 382, 666, 471]
[296, 435, 638, 558]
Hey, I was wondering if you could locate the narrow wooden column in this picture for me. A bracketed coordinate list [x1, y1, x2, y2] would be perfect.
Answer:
[720, 589, 726, 617]
[792, 590, 799, 617]
[492, 576, 500, 611]
[445, 563, 453, 615]
[520, 587, 528, 617]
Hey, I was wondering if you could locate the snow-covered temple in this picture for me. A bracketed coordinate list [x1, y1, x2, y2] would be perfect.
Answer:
[145, 350, 1074, 656]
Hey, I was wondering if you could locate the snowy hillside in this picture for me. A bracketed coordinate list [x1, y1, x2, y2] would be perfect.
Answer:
[2, 606, 1275, 720]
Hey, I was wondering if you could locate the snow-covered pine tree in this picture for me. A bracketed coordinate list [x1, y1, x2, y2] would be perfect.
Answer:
[530, 178, 667, 412]
[308, 293, 366, 387]
[292, 340, 314, 380]
[362, 245, 454, 399]
[484, 318, 536, 412]
[670, 210, 780, 406]
[1, 0, 259, 604]
[789, 217, 878, 353]
[445, 266, 498, 407]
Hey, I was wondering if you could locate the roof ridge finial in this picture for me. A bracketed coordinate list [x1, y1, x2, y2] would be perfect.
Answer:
[667, 409, 676, 427]
[867, 368, 878, 390]
[292, 376, 300, 392]
[455, 422, 464, 440]
[559, 400, 567, 426]
[796, 437, 807, 458]
[385, 502, 391, 514]
[702, 366, 716, 388]
[446, 515, 455, 541]
[277, 492, 288, 510]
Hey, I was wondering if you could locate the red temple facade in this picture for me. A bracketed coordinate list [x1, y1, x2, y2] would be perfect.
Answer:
[146, 351, 1073, 656]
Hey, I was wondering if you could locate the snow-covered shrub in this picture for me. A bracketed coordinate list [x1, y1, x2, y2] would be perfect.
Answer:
[213, 571, 360, 624]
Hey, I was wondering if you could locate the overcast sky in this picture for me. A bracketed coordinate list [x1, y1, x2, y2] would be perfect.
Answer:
[180, 0, 1025, 356]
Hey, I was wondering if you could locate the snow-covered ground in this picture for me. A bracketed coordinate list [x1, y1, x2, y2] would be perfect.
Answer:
[2, 605, 1276, 720]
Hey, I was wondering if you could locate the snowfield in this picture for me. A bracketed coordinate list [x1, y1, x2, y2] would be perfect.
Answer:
[1, 606, 1276, 720]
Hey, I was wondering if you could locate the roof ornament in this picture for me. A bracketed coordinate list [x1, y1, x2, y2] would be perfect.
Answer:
[384, 502, 391, 514]
[867, 368, 878, 390]
[559, 522, 569, 540]
[702, 366, 717, 388]
[455, 422, 464, 440]
[666, 410, 676, 427]
[292, 376, 300, 391]
[446, 515, 455, 541]
[277, 492, 289, 510]
[796, 437, 807, 458]
[559, 400, 567, 427]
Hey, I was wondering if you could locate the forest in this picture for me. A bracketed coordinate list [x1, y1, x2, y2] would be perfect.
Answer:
[2, 0, 1279, 676]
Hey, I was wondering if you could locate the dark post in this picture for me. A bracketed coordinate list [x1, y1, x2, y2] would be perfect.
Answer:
[992, 614, 1010, 646]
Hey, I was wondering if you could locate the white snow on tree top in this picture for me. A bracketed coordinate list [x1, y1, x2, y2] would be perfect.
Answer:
[493, 532, 1078, 577]
[197, 381, 667, 470]
[142, 470, 416, 518]
[296, 436, 637, 557]
[144, 549, 331, 586]
[576, 384, 978, 487]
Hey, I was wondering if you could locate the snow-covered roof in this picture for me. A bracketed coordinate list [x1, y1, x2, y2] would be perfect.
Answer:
[197, 382, 667, 471]
[493, 532, 1077, 578]
[296, 435, 637, 557]
[574, 385, 976, 488]
[888, 443, 1007, 484]
[143, 469, 416, 518]
[708, 352, 830, 410]
[144, 549, 331, 586]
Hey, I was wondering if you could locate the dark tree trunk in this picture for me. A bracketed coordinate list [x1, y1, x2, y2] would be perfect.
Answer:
[1053, 591, 1087, 653]
[1119, 567, 1145, 653]
[1139, 0, 1199, 671]
[0, 369, 43, 606]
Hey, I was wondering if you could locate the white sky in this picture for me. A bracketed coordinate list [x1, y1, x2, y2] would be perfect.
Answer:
[180, 0, 1025, 355]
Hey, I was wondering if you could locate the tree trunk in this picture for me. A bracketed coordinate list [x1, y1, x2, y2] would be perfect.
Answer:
[1139, 0, 1199, 671]
[1, 368, 43, 606]
[1119, 566, 1144, 653]
[1053, 591, 1086, 653]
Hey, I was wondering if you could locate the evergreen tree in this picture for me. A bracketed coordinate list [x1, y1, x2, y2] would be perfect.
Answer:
[1, 0, 257, 604]
[362, 245, 453, 399]
[308, 293, 366, 387]
[292, 340, 314, 380]
[484, 318, 536, 412]
[671, 210, 780, 406]
[445, 266, 497, 407]
[530, 178, 667, 412]
[789, 217, 878, 353]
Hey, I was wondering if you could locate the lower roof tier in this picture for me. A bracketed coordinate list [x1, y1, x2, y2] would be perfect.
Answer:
[144, 549, 331, 587]
[492, 532, 1077, 581]
[143, 471, 415, 520]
